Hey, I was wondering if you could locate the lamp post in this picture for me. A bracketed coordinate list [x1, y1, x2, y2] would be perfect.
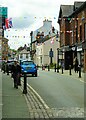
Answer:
[61, 49, 64, 73]
[49, 48, 53, 64]
[30, 31, 33, 60]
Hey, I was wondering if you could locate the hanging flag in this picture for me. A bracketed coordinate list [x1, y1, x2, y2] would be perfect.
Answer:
[5, 18, 9, 29]
[8, 18, 13, 28]
[5, 18, 13, 29]
[51, 38, 54, 44]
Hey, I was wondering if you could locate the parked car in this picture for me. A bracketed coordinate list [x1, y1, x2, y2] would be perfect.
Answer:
[20, 60, 37, 77]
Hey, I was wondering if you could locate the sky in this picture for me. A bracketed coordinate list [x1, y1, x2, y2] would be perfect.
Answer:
[0, 0, 85, 50]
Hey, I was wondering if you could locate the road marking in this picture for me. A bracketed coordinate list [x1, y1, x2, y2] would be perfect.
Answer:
[21, 78, 49, 109]
[27, 84, 49, 109]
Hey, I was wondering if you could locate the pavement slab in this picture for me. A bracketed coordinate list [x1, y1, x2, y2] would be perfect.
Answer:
[2, 73, 30, 118]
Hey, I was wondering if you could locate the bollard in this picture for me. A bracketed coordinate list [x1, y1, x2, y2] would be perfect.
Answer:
[69, 65, 72, 75]
[62, 66, 63, 74]
[79, 66, 81, 78]
[57, 66, 59, 73]
[3, 64, 5, 73]
[23, 73, 27, 94]
[54, 64, 56, 72]
[48, 65, 50, 71]
[6, 65, 9, 75]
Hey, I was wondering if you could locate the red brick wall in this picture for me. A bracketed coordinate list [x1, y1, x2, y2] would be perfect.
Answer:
[84, 50, 86, 72]
[77, 9, 86, 72]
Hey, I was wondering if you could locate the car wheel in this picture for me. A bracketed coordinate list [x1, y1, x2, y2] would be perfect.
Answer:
[35, 72, 37, 77]
[32, 74, 34, 77]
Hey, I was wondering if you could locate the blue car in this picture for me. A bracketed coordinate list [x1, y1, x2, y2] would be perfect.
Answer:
[20, 60, 37, 77]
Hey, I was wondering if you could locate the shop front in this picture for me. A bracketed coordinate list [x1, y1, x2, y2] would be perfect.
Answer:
[82, 41, 86, 72]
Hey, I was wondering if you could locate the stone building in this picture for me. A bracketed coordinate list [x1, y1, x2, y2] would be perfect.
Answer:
[30, 20, 59, 66]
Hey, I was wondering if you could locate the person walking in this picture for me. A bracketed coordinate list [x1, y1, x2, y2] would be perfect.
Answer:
[11, 60, 21, 89]
[73, 57, 79, 73]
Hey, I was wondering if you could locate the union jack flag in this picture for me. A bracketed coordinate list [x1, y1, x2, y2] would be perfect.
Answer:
[5, 18, 13, 29]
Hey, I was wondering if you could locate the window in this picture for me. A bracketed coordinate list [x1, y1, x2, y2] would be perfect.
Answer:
[20, 54, 22, 58]
[22, 61, 34, 65]
[40, 57, 42, 64]
[84, 23, 86, 41]
[80, 25, 82, 41]
[76, 27, 78, 42]
[26, 54, 28, 58]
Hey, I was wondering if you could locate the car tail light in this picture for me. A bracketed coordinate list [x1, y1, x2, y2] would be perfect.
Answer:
[34, 66, 37, 69]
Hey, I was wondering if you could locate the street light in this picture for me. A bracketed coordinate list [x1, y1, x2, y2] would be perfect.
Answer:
[57, 48, 59, 73]
[30, 31, 33, 60]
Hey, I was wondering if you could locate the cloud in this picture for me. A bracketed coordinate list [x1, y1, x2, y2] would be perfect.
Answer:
[1, 0, 85, 50]
[12, 16, 34, 29]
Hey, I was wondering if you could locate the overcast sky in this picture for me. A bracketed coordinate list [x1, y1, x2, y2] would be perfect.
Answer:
[0, 0, 85, 50]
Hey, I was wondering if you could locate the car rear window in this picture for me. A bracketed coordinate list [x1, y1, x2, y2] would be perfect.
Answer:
[7, 61, 14, 63]
[22, 61, 34, 65]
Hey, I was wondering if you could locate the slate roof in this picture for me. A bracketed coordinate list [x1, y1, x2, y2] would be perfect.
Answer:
[69, 1, 86, 17]
[19, 49, 30, 54]
[74, 1, 84, 11]
[32, 20, 57, 43]
[60, 5, 74, 17]
[58, 1, 85, 23]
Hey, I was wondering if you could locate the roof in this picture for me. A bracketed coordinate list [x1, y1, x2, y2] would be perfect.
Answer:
[58, 1, 85, 23]
[69, 1, 86, 17]
[58, 5, 73, 18]
[32, 19, 57, 43]
[19, 49, 30, 54]
[74, 1, 84, 10]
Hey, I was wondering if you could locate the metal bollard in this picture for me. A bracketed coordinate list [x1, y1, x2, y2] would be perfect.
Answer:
[69, 65, 72, 75]
[48, 65, 50, 71]
[79, 66, 81, 78]
[23, 73, 27, 94]
[62, 66, 63, 74]
[7, 65, 9, 75]
[54, 64, 56, 72]
[57, 66, 59, 73]
[3, 65, 5, 73]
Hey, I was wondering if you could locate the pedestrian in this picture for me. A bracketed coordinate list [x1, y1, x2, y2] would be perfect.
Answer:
[73, 57, 79, 73]
[11, 60, 21, 89]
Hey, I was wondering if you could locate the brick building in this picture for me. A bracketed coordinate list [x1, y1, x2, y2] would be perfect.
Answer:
[58, 1, 86, 72]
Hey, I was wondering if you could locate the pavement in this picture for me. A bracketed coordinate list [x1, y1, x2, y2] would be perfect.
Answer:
[2, 72, 30, 119]
[44, 67, 85, 83]
[1, 70, 55, 119]
[0, 68, 85, 119]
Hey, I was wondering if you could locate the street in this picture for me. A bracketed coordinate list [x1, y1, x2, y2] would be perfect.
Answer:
[27, 69, 84, 109]
[1, 69, 85, 118]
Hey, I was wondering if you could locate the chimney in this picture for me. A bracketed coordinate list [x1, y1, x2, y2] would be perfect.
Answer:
[43, 19, 52, 28]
